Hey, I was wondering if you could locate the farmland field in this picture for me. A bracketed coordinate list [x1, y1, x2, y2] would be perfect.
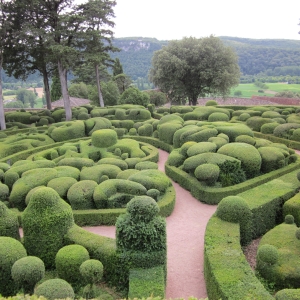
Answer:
[230, 83, 300, 98]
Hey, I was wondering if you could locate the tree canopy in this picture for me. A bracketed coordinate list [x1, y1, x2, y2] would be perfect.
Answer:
[149, 36, 240, 106]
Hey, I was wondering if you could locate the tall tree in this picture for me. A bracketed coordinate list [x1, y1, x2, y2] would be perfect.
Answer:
[149, 36, 240, 106]
[113, 58, 123, 76]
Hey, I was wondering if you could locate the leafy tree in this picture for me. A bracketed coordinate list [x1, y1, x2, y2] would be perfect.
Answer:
[143, 89, 168, 107]
[149, 36, 240, 106]
[68, 82, 89, 99]
[275, 91, 300, 98]
[119, 86, 149, 106]
[234, 90, 242, 96]
[113, 73, 132, 94]
[113, 58, 123, 76]
[88, 80, 119, 106]
[50, 73, 62, 102]
[4, 100, 24, 109]
[16, 89, 37, 108]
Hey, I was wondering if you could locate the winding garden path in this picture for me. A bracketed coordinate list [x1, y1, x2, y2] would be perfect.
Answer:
[84, 149, 217, 299]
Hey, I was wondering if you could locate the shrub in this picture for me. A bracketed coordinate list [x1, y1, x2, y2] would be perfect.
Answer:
[246, 116, 273, 132]
[67, 180, 97, 210]
[216, 196, 252, 245]
[55, 244, 90, 288]
[4, 171, 19, 190]
[0, 236, 27, 296]
[166, 149, 185, 167]
[97, 157, 128, 170]
[273, 123, 300, 139]
[135, 161, 158, 170]
[218, 142, 262, 178]
[285, 214, 295, 224]
[258, 146, 286, 173]
[0, 182, 9, 200]
[296, 228, 300, 240]
[235, 135, 256, 146]
[11, 256, 45, 294]
[194, 163, 220, 186]
[91, 129, 118, 148]
[260, 122, 279, 134]
[57, 157, 95, 170]
[80, 259, 104, 285]
[129, 128, 137, 136]
[22, 187, 74, 268]
[239, 112, 251, 121]
[47, 177, 77, 200]
[208, 112, 229, 122]
[186, 142, 217, 157]
[80, 164, 122, 183]
[257, 244, 278, 265]
[35, 278, 75, 300]
[0, 201, 21, 240]
[205, 100, 218, 106]
[275, 289, 300, 300]
[146, 189, 160, 201]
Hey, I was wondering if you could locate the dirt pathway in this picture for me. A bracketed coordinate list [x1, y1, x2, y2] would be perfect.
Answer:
[84, 149, 217, 299]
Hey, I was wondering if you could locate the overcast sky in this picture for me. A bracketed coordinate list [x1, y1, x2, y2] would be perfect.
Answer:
[112, 0, 300, 41]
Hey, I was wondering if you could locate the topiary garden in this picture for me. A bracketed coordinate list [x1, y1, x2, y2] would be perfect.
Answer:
[1, 103, 300, 299]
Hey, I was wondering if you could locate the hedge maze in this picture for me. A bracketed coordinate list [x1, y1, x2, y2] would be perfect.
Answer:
[1, 102, 300, 299]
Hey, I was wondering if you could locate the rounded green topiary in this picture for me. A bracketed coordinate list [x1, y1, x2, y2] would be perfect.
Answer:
[208, 112, 229, 122]
[127, 195, 160, 223]
[91, 129, 118, 148]
[55, 244, 90, 288]
[285, 214, 295, 224]
[0, 236, 27, 296]
[135, 161, 158, 170]
[0, 201, 20, 240]
[47, 177, 77, 200]
[205, 100, 218, 106]
[11, 256, 45, 295]
[4, 171, 19, 190]
[35, 278, 75, 300]
[235, 135, 256, 146]
[239, 112, 251, 121]
[295, 228, 300, 240]
[67, 180, 97, 210]
[79, 259, 104, 285]
[22, 187, 74, 268]
[146, 189, 160, 201]
[194, 163, 220, 186]
[257, 244, 278, 265]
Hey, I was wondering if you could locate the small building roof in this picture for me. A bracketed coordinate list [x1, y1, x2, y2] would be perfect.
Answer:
[51, 97, 91, 108]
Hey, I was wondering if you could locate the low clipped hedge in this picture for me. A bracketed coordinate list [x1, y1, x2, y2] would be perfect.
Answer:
[128, 266, 165, 299]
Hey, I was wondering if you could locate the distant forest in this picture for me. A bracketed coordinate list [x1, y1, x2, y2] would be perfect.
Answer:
[111, 36, 300, 82]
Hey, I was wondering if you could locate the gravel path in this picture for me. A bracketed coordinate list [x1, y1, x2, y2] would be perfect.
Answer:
[84, 149, 217, 299]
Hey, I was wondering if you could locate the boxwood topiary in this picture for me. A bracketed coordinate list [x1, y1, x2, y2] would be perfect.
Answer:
[216, 195, 253, 245]
[0, 201, 20, 240]
[11, 256, 45, 295]
[35, 278, 75, 300]
[135, 161, 158, 170]
[235, 135, 256, 146]
[208, 112, 229, 122]
[55, 244, 90, 288]
[285, 214, 295, 224]
[80, 164, 122, 183]
[0, 236, 27, 296]
[80, 259, 104, 285]
[22, 187, 74, 268]
[47, 177, 77, 200]
[194, 163, 220, 186]
[91, 129, 118, 148]
[186, 141, 217, 157]
[257, 244, 278, 266]
[67, 180, 97, 210]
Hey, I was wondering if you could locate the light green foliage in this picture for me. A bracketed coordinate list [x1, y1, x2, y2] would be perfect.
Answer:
[257, 244, 279, 265]
[35, 279, 74, 300]
[11, 256, 45, 295]
[218, 142, 262, 178]
[135, 161, 158, 170]
[208, 112, 229, 122]
[97, 158, 128, 170]
[67, 180, 97, 209]
[80, 164, 122, 183]
[194, 163, 220, 186]
[48, 120, 86, 142]
[80, 259, 103, 285]
[235, 134, 256, 145]
[275, 289, 300, 300]
[285, 214, 295, 224]
[91, 129, 118, 148]
[22, 187, 74, 268]
[68, 82, 89, 99]
[57, 157, 95, 170]
[119, 87, 150, 106]
[54, 166, 80, 179]
[128, 169, 171, 193]
[184, 107, 230, 121]
[273, 123, 300, 139]
[85, 117, 112, 136]
[0, 237, 27, 296]
[116, 169, 140, 179]
[205, 100, 218, 106]
[55, 244, 90, 287]
[186, 142, 217, 156]
[216, 195, 252, 245]
[258, 146, 287, 173]
[239, 112, 251, 121]
[0, 182, 9, 200]
[144, 90, 168, 107]
[107, 138, 146, 158]
[207, 136, 228, 149]
[166, 149, 185, 167]
[0, 201, 20, 240]
[260, 122, 279, 134]
[93, 179, 147, 209]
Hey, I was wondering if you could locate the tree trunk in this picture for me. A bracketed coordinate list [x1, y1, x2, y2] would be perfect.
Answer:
[42, 70, 52, 110]
[191, 97, 198, 106]
[0, 54, 6, 130]
[95, 64, 104, 107]
[57, 58, 72, 120]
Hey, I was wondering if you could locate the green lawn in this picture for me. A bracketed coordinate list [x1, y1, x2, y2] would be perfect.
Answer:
[230, 83, 300, 98]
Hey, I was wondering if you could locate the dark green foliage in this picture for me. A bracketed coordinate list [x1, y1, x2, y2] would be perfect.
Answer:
[0, 237, 27, 297]
[218, 142, 262, 178]
[216, 195, 253, 245]
[80, 259, 103, 285]
[35, 279, 75, 300]
[257, 244, 278, 265]
[135, 161, 158, 170]
[194, 163, 220, 186]
[0, 182, 9, 200]
[48, 121, 86, 142]
[283, 193, 300, 226]
[128, 169, 171, 193]
[55, 245, 90, 288]
[67, 180, 97, 210]
[91, 129, 118, 148]
[128, 266, 165, 299]
[295, 228, 300, 240]
[11, 256, 45, 295]
[260, 122, 279, 134]
[119, 87, 150, 106]
[275, 289, 300, 300]
[22, 187, 74, 268]
[0, 201, 20, 240]
[258, 146, 287, 173]
[273, 123, 300, 139]
[146, 189, 160, 201]
[285, 214, 295, 224]
[47, 177, 77, 200]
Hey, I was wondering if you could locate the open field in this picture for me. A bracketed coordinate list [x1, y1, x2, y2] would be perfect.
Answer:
[230, 83, 300, 98]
